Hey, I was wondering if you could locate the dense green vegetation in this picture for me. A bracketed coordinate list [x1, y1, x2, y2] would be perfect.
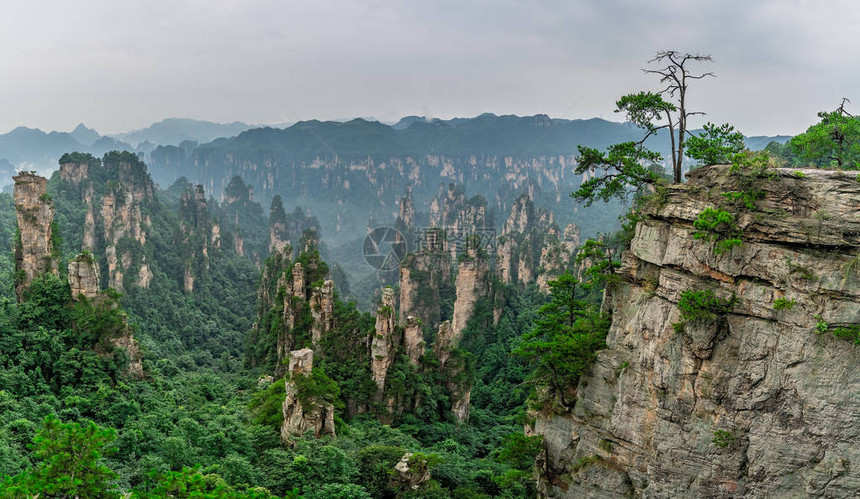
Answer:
[767, 100, 860, 169]
[677, 289, 736, 322]
[0, 148, 619, 497]
[513, 272, 609, 409]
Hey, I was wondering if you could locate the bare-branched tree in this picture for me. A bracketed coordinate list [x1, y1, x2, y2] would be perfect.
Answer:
[643, 51, 714, 182]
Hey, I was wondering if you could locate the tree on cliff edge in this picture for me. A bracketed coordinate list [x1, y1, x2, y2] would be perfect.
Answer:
[573, 51, 714, 205]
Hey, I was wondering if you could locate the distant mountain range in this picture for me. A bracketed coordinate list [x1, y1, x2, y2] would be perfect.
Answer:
[109, 118, 256, 147]
[0, 114, 790, 190]
[135, 114, 792, 249]
[0, 118, 274, 184]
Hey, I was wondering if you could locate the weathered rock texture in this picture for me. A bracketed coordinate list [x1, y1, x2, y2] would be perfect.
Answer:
[13, 172, 59, 300]
[254, 244, 334, 378]
[397, 189, 415, 230]
[391, 452, 432, 492]
[398, 234, 451, 330]
[310, 280, 334, 347]
[371, 288, 398, 394]
[269, 195, 291, 255]
[281, 348, 336, 442]
[451, 246, 491, 337]
[431, 320, 472, 423]
[403, 316, 424, 366]
[68, 253, 100, 299]
[536, 166, 860, 498]
[60, 156, 155, 292]
[497, 194, 579, 291]
[429, 184, 494, 261]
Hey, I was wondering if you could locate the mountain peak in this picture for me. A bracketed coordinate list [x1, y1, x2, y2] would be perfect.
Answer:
[69, 123, 101, 146]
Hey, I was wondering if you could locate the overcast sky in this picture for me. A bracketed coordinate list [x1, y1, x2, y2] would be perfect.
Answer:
[1, 0, 858, 136]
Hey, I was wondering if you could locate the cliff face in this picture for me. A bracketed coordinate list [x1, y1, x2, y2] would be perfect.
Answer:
[269, 195, 291, 255]
[68, 252, 100, 299]
[13, 172, 59, 299]
[536, 166, 860, 498]
[310, 280, 334, 347]
[398, 235, 451, 330]
[67, 252, 144, 378]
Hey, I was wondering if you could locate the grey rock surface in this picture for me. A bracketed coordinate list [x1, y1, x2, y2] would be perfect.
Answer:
[537, 166, 860, 498]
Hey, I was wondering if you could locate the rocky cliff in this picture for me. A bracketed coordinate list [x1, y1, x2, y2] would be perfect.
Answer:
[281, 348, 336, 443]
[398, 229, 452, 330]
[13, 173, 144, 378]
[310, 280, 334, 347]
[536, 165, 860, 498]
[451, 245, 491, 338]
[13, 172, 59, 300]
[269, 195, 291, 254]
[68, 252, 100, 300]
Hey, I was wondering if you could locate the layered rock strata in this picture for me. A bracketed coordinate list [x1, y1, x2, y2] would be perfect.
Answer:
[536, 166, 860, 498]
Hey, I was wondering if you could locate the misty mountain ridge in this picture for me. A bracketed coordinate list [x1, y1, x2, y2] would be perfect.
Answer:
[0, 114, 790, 190]
[108, 117, 256, 147]
[69, 123, 101, 146]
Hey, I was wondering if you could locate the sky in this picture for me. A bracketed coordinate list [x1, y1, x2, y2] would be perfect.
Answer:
[1, 0, 858, 136]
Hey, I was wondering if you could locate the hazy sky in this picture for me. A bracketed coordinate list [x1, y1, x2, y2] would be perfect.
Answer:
[1, 0, 858, 136]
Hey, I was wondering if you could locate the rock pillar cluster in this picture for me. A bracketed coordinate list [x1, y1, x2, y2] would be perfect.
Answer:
[178, 184, 218, 293]
[496, 194, 579, 292]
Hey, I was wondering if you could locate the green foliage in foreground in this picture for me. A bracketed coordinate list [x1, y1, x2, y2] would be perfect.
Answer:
[692, 207, 743, 255]
[0, 415, 120, 498]
[514, 272, 609, 408]
[712, 429, 735, 449]
[789, 102, 860, 169]
[0, 266, 542, 498]
[685, 122, 746, 166]
[572, 141, 662, 207]
[772, 297, 796, 311]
